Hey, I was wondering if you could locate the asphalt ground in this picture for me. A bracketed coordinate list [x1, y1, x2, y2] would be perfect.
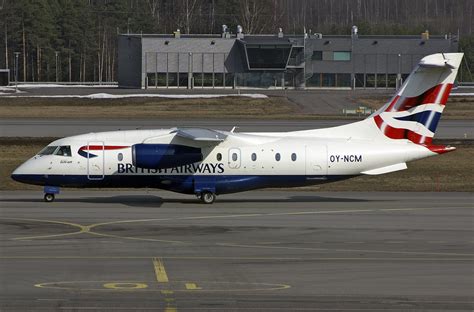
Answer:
[1, 118, 472, 139]
[0, 191, 472, 311]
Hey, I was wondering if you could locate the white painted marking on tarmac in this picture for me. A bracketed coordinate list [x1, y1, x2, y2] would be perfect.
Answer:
[217, 242, 474, 257]
[381, 208, 415, 211]
[37, 298, 68, 301]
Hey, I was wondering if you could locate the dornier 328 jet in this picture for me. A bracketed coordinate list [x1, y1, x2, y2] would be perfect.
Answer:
[12, 53, 463, 204]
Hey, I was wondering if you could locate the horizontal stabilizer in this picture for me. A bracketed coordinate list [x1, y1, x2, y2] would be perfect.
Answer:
[419, 54, 457, 69]
[361, 163, 407, 175]
[172, 128, 227, 143]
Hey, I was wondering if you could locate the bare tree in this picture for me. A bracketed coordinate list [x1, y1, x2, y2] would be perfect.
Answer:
[238, 0, 270, 34]
[146, 0, 159, 17]
[183, 0, 199, 34]
[4, 24, 7, 69]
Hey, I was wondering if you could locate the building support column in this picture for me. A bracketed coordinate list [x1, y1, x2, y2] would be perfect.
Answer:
[188, 52, 193, 89]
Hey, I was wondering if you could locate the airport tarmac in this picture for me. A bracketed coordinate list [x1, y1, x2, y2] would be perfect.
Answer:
[0, 191, 472, 311]
[1, 118, 472, 138]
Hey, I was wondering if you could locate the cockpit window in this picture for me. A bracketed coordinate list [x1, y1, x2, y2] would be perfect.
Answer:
[55, 146, 72, 157]
[38, 146, 58, 155]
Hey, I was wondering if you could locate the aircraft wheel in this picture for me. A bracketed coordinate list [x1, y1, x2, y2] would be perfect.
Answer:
[200, 191, 216, 204]
[44, 193, 55, 202]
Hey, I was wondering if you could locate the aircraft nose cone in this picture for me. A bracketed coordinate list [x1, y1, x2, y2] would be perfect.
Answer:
[11, 161, 45, 185]
[10, 173, 25, 183]
[11, 164, 27, 183]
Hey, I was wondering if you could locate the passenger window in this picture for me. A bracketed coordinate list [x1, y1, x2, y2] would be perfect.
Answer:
[251, 153, 257, 161]
[217, 153, 222, 161]
[291, 153, 297, 161]
[38, 146, 58, 155]
[55, 146, 71, 157]
[232, 153, 238, 161]
[118, 153, 123, 161]
[275, 153, 281, 161]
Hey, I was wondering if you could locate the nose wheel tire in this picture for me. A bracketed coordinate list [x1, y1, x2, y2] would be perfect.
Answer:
[44, 193, 55, 202]
[200, 192, 216, 204]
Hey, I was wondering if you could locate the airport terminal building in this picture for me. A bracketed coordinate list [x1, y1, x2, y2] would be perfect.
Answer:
[118, 27, 458, 89]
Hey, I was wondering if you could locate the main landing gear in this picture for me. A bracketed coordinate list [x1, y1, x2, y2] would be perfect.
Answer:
[198, 191, 216, 204]
[44, 193, 55, 202]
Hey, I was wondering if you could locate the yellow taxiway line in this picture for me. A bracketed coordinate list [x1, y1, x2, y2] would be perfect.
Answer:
[153, 258, 170, 283]
[152, 258, 177, 312]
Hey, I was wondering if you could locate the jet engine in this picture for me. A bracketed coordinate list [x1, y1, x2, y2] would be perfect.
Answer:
[132, 144, 202, 169]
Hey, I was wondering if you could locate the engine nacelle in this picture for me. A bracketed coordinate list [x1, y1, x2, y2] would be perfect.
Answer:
[132, 144, 202, 169]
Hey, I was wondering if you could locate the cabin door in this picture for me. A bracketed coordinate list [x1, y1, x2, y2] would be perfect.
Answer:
[305, 145, 328, 176]
[87, 141, 105, 180]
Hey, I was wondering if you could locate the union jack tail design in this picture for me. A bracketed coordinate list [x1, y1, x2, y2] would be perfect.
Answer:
[372, 53, 463, 146]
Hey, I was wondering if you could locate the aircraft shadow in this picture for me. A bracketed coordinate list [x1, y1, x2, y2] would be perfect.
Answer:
[0, 194, 379, 207]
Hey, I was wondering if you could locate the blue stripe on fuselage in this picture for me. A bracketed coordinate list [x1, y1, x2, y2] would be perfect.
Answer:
[11, 174, 354, 195]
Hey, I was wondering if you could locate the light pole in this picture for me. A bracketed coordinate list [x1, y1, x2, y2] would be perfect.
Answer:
[55, 51, 59, 82]
[14, 52, 20, 92]
[397, 53, 401, 90]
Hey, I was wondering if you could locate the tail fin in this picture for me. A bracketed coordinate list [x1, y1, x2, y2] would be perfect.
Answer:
[372, 53, 463, 145]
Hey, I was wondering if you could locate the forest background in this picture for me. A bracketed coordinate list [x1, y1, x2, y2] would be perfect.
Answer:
[0, 0, 472, 83]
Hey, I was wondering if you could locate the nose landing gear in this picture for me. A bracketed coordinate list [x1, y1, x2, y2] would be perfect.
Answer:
[43, 186, 60, 202]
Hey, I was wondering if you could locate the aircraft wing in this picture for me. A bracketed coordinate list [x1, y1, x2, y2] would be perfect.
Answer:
[172, 128, 227, 143]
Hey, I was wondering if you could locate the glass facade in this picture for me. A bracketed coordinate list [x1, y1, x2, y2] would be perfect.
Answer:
[168, 73, 178, 87]
[311, 51, 322, 61]
[236, 72, 284, 88]
[214, 73, 224, 87]
[157, 73, 167, 86]
[178, 73, 188, 87]
[333, 51, 351, 61]
[306, 73, 321, 87]
[246, 44, 292, 69]
[376, 74, 386, 88]
[194, 73, 204, 87]
[203, 73, 214, 87]
[355, 74, 364, 88]
[142, 46, 445, 89]
[225, 73, 234, 87]
[365, 74, 376, 88]
[387, 74, 397, 88]
[148, 72, 235, 88]
[322, 73, 336, 87]
[336, 74, 351, 87]
[306, 73, 351, 88]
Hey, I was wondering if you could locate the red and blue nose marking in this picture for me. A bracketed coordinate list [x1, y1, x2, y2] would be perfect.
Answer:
[78, 145, 129, 158]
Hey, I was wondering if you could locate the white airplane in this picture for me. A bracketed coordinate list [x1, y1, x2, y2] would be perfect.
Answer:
[12, 53, 463, 204]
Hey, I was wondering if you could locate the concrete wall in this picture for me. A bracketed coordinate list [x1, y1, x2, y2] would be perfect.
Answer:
[141, 37, 239, 87]
[307, 36, 457, 75]
[118, 34, 458, 89]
